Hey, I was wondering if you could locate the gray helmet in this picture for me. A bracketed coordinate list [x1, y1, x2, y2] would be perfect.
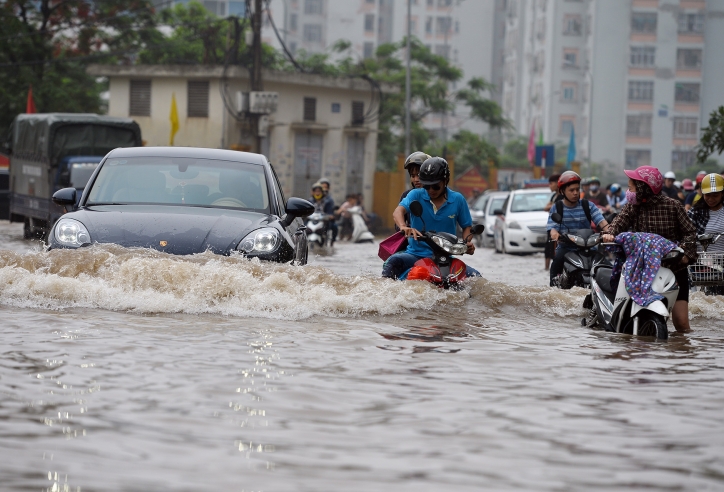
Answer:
[419, 157, 450, 185]
[404, 151, 431, 170]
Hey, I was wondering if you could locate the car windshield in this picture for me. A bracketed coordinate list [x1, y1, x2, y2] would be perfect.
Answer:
[510, 192, 551, 213]
[86, 157, 270, 212]
[489, 197, 506, 214]
[471, 195, 488, 212]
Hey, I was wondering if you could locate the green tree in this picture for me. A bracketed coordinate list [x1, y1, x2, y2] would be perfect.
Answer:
[425, 130, 498, 175]
[499, 136, 530, 169]
[0, 0, 159, 129]
[697, 106, 724, 164]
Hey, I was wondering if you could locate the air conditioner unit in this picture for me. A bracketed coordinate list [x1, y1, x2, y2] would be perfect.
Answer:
[248, 91, 279, 114]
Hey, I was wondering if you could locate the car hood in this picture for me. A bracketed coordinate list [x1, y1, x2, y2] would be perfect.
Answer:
[66, 205, 273, 254]
[506, 211, 550, 224]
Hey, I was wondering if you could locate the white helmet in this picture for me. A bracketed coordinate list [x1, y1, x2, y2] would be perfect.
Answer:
[664, 171, 676, 179]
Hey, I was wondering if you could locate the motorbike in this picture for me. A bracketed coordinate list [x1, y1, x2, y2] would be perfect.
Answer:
[549, 211, 606, 289]
[401, 201, 484, 289]
[305, 212, 333, 249]
[348, 205, 374, 243]
[583, 235, 684, 340]
[689, 233, 724, 295]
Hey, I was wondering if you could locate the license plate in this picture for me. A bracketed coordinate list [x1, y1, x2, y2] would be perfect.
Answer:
[537, 235, 546, 243]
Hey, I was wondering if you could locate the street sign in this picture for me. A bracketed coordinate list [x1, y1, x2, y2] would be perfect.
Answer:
[535, 145, 555, 169]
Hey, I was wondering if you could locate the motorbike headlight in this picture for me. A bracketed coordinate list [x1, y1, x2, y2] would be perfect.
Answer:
[587, 234, 600, 247]
[238, 228, 281, 254]
[431, 235, 467, 255]
[568, 235, 585, 247]
[508, 221, 522, 229]
[53, 218, 91, 247]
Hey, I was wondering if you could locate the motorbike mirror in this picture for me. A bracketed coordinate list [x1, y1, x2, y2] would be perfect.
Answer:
[280, 197, 315, 227]
[471, 224, 485, 235]
[551, 212, 563, 224]
[409, 200, 423, 217]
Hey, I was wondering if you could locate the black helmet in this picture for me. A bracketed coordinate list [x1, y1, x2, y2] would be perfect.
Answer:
[419, 157, 450, 185]
[404, 151, 431, 170]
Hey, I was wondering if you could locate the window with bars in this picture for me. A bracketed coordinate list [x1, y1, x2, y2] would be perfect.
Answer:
[628, 80, 654, 101]
[625, 149, 651, 168]
[351, 101, 364, 126]
[290, 13, 298, 31]
[563, 15, 582, 35]
[129, 79, 151, 116]
[561, 83, 577, 102]
[673, 117, 698, 138]
[626, 114, 652, 137]
[559, 117, 575, 136]
[303, 24, 322, 42]
[630, 46, 655, 67]
[364, 14, 374, 32]
[304, 0, 323, 15]
[187, 80, 209, 118]
[672, 150, 696, 171]
[677, 49, 702, 70]
[436, 16, 452, 34]
[631, 12, 657, 33]
[678, 13, 704, 34]
[675, 83, 700, 103]
[303, 97, 316, 121]
[425, 17, 433, 34]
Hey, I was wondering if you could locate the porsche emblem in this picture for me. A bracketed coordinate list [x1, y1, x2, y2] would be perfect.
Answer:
[159, 240, 168, 247]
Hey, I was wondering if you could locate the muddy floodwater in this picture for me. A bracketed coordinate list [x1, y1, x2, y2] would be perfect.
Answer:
[1, 220, 723, 491]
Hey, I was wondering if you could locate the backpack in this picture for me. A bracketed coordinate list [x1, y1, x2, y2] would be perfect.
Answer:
[556, 199, 593, 229]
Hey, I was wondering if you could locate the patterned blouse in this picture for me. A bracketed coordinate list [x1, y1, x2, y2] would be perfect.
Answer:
[609, 194, 698, 266]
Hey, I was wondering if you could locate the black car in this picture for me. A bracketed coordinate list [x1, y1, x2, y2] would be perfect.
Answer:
[48, 147, 314, 264]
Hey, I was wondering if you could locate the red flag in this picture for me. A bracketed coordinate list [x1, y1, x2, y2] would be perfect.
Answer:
[26, 85, 37, 113]
[527, 121, 535, 166]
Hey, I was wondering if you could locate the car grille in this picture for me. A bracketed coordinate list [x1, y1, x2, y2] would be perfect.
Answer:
[528, 225, 547, 234]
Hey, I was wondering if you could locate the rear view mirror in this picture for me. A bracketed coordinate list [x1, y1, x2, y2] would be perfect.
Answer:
[52, 187, 77, 206]
[551, 212, 563, 224]
[281, 197, 315, 227]
[410, 201, 423, 217]
[471, 224, 485, 235]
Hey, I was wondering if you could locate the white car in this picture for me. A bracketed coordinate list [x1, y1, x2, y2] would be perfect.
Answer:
[493, 188, 554, 254]
[469, 191, 509, 248]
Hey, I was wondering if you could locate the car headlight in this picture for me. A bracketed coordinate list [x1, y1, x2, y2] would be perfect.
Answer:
[431, 235, 467, 255]
[508, 221, 522, 229]
[54, 218, 91, 247]
[238, 228, 281, 254]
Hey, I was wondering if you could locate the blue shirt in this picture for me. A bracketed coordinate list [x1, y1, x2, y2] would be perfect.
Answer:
[400, 187, 472, 257]
[547, 200, 606, 233]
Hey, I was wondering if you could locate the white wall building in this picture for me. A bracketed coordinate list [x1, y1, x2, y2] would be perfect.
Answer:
[501, 0, 724, 177]
[88, 64, 395, 206]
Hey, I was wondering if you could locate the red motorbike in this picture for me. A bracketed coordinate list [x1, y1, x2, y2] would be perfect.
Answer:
[402, 201, 484, 289]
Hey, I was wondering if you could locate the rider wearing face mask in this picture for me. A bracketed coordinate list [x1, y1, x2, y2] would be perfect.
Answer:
[603, 165, 697, 332]
[582, 176, 610, 212]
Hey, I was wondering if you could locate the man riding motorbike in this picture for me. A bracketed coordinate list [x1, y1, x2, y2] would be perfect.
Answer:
[382, 157, 480, 279]
[582, 176, 610, 211]
[603, 166, 698, 333]
[309, 182, 337, 245]
[608, 183, 627, 213]
[548, 171, 610, 287]
[688, 173, 724, 253]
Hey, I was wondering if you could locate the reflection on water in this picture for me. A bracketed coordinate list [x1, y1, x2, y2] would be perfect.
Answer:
[0, 222, 723, 490]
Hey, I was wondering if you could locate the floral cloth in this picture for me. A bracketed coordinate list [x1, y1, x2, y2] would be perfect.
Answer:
[609, 232, 677, 307]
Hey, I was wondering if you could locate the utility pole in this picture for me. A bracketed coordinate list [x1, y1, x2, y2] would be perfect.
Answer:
[251, 0, 263, 153]
[404, 0, 411, 158]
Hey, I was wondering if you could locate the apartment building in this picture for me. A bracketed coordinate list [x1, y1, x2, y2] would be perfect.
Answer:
[501, 0, 724, 177]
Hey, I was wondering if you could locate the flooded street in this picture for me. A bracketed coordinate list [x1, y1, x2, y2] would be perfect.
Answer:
[1, 220, 724, 491]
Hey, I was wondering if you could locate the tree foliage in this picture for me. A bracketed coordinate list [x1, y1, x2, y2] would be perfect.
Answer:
[697, 106, 724, 164]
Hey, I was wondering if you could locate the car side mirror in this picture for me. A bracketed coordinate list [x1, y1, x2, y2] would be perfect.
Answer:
[492, 209, 503, 216]
[52, 187, 77, 212]
[281, 197, 315, 227]
[410, 201, 423, 217]
[551, 212, 562, 224]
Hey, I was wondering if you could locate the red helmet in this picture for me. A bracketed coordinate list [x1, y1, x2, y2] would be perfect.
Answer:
[696, 173, 706, 184]
[558, 171, 581, 190]
[682, 178, 694, 191]
[624, 165, 663, 194]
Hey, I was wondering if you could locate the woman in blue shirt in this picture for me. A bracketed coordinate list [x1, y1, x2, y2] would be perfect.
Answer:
[547, 171, 610, 286]
[382, 157, 480, 279]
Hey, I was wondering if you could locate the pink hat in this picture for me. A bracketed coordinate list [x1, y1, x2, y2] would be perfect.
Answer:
[624, 165, 663, 194]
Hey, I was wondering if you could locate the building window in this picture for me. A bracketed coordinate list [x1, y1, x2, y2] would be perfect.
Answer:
[625, 149, 651, 168]
[536, 18, 546, 40]
[672, 150, 696, 171]
[675, 83, 700, 103]
[678, 13, 704, 34]
[303, 97, 316, 121]
[630, 46, 655, 67]
[304, 0, 323, 15]
[631, 12, 657, 33]
[351, 101, 365, 126]
[559, 116, 575, 136]
[434, 44, 450, 59]
[563, 48, 578, 67]
[303, 24, 322, 42]
[677, 48, 702, 70]
[561, 82, 577, 102]
[438, 0, 453, 6]
[436, 16, 452, 34]
[289, 13, 298, 31]
[626, 114, 652, 137]
[228, 1, 246, 16]
[289, 41, 297, 54]
[363, 42, 374, 58]
[425, 17, 433, 34]
[628, 80, 654, 101]
[364, 14, 374, 32]
[673, 117, 698, 138]
[203, 1, 225, 16]
[187, 80, 209, 118]
[129, 79, 151, 116]
[563, 14, 582, 35]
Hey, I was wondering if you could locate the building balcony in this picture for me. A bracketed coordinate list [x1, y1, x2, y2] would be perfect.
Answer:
[627, 102, 654, 111]
[674, 103, 700, 113]
[673, 137, 698, 147]
[680, 0, 705, 9]
[630, 33, 656, 42]
[632, 0, 658, 7]
[629, 67, 656, 76]
[676, 68, 702, 78]
[626, 136, 652, 145]
[678, 34, 704, 44]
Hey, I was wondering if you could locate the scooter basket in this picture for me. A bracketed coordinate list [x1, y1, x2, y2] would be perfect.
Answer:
[688, 252, 724, 286]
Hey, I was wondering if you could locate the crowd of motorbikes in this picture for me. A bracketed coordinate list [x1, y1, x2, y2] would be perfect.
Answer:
[305, 205, 374, 250]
